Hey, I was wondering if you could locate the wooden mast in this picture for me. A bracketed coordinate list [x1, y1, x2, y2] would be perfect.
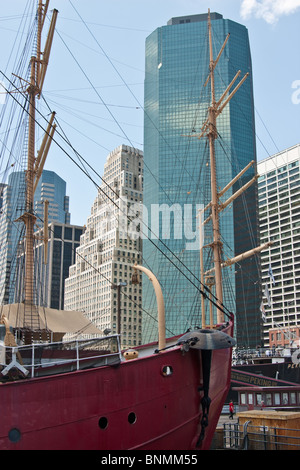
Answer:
[207, 10, 224, 324]
[185, 10, 270, 326]
[21, 1, 57, 330]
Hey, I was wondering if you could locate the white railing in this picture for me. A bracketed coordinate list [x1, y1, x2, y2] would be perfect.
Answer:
[0, 335, 122, 379]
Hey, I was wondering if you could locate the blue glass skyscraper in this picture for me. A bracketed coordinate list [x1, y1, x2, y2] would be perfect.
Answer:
[0, 169, 70, 304]
[34, 170, 70, 225]
[143, 13, 261, 348]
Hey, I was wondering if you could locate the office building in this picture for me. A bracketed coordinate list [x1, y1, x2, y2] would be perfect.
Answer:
[0, 170, 70, 304]
[64, 145, 143, 346]
[143, 12, 261, 347]
[15, 222, 84, 310]
[258, 144, 300, 347]
[0, 184, 5, 211]
[34, 170, 70, 225]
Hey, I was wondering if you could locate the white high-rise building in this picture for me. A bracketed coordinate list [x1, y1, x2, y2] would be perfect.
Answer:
[64, 145, 143, 347]
[258, 144, 300, 346]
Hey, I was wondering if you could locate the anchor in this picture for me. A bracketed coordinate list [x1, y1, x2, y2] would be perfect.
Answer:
[177, 328, 236, 445]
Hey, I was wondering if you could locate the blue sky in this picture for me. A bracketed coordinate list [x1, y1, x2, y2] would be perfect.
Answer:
[0, 0, 299, 225]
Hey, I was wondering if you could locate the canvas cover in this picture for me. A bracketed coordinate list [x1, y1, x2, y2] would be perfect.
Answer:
[0, 304, 101, 335]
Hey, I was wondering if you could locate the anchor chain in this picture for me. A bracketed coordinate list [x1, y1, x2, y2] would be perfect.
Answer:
[198, 395, 211, 444]
[196, 349, 212, 446]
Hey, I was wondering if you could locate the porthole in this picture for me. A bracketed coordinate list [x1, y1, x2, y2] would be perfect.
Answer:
[98, 417, 108, 430]
[128, 412, 136, 425]
[8, 428, 21, 443]
[162, 365, 173, 377]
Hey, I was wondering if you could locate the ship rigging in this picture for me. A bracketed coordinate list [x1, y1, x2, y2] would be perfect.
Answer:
[0, 4, 245, 451]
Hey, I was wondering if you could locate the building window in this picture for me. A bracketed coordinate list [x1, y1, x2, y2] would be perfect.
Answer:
[266, 394, 272, 406]
[256, 394, 262, 405]
[276, 332, 281, 341]
[290, 392, 296, 404]
[54, 225, 62, 238]
[75, 229, 82, 241]
[282, 393, 288, 405]
[64, 227, 72, 240]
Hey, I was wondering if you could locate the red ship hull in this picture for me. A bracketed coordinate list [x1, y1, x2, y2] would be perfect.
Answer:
[0, 323, 233, 450]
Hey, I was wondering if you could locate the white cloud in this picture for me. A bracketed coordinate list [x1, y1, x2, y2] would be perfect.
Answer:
[240, 0, 300, 24]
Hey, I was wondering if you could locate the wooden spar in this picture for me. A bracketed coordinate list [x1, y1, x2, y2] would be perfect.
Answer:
[204, 242, 273, 275]
[219, 174, 259, 212]
[220, 241, 273, 269]
[218, 160, 255, 198]
[216, 70, 241, 108]
[203, 161, 258, 226]
[34, 112, 56, 173]
[217, 72, 249, 117]
[38, 8, 58, 96]
[43, 200, 49, 265]
[33, 112, 57, 194]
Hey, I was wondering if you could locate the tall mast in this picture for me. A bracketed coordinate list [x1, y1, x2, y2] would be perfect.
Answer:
[21, 0, 57, 327]
[207, 10, 223, 324]
[185, 10, 270, 326]
[24, 51, 38, 309]
[203, 10, 272, 325]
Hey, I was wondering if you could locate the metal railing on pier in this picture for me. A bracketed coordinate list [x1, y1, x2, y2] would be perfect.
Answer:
[232, 346, 296, 365]
[223, 422, 300, 450]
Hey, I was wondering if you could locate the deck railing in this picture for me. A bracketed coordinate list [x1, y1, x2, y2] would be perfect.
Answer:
[0, 335, 122, 379]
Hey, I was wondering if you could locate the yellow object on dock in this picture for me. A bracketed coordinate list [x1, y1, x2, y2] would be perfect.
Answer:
[238, 410, 300, 450]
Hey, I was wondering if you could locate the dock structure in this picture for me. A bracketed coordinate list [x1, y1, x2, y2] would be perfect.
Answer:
[213, 406, 300, 450]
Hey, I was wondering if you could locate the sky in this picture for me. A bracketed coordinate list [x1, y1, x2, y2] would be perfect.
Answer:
[0, 0, 299, 226]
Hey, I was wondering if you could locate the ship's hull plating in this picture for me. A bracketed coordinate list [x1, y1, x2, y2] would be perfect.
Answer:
[0, 326, 233, 450]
